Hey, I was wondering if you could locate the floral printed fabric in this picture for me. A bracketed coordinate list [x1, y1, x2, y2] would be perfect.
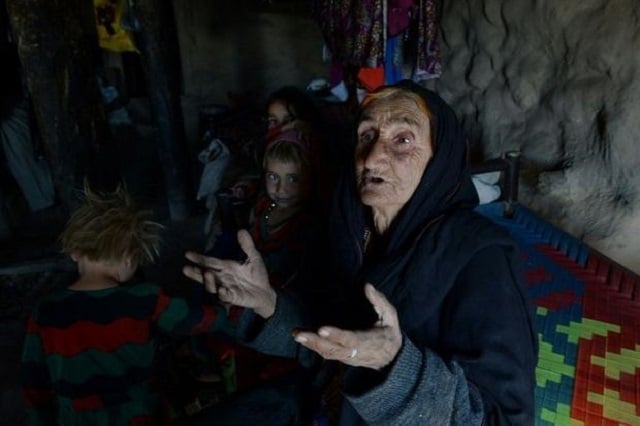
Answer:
[313, 0, 385, 68]
[312, 0, 442, 81]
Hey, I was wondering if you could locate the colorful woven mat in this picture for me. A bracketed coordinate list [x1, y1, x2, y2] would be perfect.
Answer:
[476, 203, 640, 426]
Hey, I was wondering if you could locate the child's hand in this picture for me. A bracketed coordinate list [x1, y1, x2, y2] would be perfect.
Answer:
[183, 230, 277, 318]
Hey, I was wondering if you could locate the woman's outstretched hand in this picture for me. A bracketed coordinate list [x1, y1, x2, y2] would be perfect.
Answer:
[182, 230, 277, 318]
[293, 283, 403, 370]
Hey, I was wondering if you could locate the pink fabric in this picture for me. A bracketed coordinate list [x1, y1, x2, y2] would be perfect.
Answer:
[265, 129, 310, 156]
[388, 0, 416, 37]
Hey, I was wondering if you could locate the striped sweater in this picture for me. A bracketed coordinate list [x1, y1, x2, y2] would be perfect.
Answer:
[21, 282, 233, 426]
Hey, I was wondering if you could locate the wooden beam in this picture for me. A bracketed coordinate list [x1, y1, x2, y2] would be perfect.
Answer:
[134, 0, 193, 220]
[5, 0, 116, 210]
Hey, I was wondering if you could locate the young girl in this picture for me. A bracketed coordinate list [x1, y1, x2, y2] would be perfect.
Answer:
[249, 129, 313, 289]
[207, 129, 315, 386]
[229, 85, 328, 203]
[264, 86, 324, 140]
[184, 129, 322, 426]
[21, 185, 233, 425]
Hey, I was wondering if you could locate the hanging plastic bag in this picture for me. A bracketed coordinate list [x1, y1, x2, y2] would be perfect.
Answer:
[197, 137, 231, 236]
[94, 0, 138, 53]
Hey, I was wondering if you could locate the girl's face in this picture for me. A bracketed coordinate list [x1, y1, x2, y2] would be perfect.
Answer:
[264, 159, 309, 209]
[267, 100, 295, 130]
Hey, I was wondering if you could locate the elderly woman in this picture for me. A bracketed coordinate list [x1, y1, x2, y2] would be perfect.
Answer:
[184, 80, 537, 425]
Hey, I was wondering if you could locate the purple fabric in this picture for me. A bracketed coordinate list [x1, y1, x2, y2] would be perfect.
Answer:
[312, 0, 385, 68]
[313, 0, 441, 81]
[388, 0, 416, 37]
[412, 0, 442, 79]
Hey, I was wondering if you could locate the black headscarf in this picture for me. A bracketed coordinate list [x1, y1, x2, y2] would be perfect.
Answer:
[328, 81, 537, 425]
[380, 80, 479, 254]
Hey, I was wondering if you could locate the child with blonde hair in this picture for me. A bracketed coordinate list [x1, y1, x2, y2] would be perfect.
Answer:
[249, 129, 314, 290]
[21, 185, 232, 425]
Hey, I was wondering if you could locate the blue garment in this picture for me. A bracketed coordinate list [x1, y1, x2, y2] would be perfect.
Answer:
[0, 98, 55, 212]
[384, 36, 404, 85]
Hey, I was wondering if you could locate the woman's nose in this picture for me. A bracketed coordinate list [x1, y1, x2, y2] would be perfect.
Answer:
[363, 139, 387, 168]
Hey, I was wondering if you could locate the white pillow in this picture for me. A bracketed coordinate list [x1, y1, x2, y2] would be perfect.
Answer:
[472, 172, 502, 204]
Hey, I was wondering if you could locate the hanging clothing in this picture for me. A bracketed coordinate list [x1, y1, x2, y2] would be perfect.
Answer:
[384, 35, 404, 85]
[409, 0, 442, 80]
[0, 98, 55, 212]
[312, 0, 386, 69]
[314, 0, 442, 88]
[196, 137, 231, 235]
[388, 0, 415, 36]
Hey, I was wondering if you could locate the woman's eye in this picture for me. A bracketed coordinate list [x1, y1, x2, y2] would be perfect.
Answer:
[396, 134, 412, 144]
[266, 117, 279, 127]
[359, 130, 376, 144]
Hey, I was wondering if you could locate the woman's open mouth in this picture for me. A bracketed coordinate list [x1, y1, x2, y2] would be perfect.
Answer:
[361, 176, 385, 187]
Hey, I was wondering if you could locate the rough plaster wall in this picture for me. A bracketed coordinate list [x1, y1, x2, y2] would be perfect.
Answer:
[174, 4, 325, 99]
[428, 0, 640, 273]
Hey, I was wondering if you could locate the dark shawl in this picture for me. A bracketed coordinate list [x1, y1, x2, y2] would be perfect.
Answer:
[328, 80, 537, 425]
[329, 79, 480, 326]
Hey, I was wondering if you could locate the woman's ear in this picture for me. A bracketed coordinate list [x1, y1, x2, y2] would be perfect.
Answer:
[70, 253, 79, 262]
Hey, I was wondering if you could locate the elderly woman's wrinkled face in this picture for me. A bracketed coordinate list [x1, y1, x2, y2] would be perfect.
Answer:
[355, 95, 433, 216]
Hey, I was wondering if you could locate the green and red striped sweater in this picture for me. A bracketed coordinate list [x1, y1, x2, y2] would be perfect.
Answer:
[21, 282, 233, 426]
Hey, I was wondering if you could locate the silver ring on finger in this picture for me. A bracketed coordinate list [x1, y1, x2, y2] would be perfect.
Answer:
[349, 348, 358, 358]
